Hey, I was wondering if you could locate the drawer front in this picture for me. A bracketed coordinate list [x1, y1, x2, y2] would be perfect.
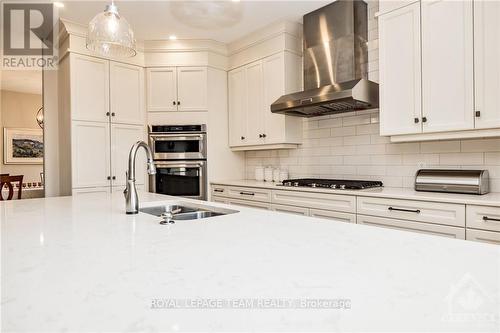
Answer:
[270, 204, 309, 216]
[309, 209, 356, 224]
[211, 185, 229, 198]
[272, 190, 356, 213]
[466, 229, 500, 245]
[466, 205, 500, 232]
[357, 197, 465, 227]
[226, 198, 271, 210]
[225, 186, 271, 203]
[211, 195, 228, 204]
[357, 214, 465, 239]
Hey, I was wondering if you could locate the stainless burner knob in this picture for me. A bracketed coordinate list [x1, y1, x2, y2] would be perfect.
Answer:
[330, 184, 337, 189]
[311, 183, 317, 188]
[340, 184, 346, 190]
[293, 182, 299, 187]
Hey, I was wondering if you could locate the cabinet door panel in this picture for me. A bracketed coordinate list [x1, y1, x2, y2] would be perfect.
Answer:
[379, 2, 422, 135]
[263, 54, 286, 143]
[146, 68, 177, 111]
[226, 198, 271, 210]
[474, 1, 500, 129]
[357, 214, 465, 239]
[309, 209, 356, 223]
[72, 121, 110, 188]
[421, 0, 474, 133]
[466, 229, 500, 245]
[70, 54, 109, 122]
[228, 68, 248, 146]
[245, 62, 265, 145]
[110, 62, 144, 125]
[177, 67, 207, 111]
[270, 204, 309, 216]
[111, 124, 146, 187]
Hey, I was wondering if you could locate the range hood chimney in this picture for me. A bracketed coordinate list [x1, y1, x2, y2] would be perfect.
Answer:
[271, 0, 379, 117]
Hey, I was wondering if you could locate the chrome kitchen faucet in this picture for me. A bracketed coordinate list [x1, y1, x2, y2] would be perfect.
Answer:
[124, 141, 156, 214]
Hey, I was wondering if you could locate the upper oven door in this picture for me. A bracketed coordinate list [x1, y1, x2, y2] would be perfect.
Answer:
[150, 133, 206, 160]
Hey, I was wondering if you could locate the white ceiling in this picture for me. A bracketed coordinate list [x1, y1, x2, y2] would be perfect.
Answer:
[58, 1, 330, 43]
[1, 70, 43, 95]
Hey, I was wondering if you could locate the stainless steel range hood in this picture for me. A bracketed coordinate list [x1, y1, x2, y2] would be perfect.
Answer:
[271, 0, 379, 117]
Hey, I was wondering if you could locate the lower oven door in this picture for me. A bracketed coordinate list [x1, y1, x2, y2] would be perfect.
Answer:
[150, 161, 207, 200]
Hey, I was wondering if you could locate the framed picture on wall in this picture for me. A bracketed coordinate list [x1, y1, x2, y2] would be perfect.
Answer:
[3, 128, 44, 165]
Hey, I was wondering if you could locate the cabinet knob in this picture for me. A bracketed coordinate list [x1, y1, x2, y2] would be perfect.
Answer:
[259, 134, 263, 138]
[475, 111, 481, 117]
[422, 116, 427, 123]
[107, 176, 111, 180]
[240, 136, 245, 140]
[111, 112, 115, 117]
[172, 101, 176, 106]
[177, 101, 180, 105]
[106, 112, 110, 116]
[112, 176, 116, 180]
[414, 117, 419, 124]
[262, 133, 267, 138]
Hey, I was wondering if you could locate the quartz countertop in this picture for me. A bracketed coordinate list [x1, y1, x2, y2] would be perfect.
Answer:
[211, 179, 500, 207]
[1, 192, 499, 332]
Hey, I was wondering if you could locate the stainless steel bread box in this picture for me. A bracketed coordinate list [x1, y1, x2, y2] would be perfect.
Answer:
[415, 169, 489, 195]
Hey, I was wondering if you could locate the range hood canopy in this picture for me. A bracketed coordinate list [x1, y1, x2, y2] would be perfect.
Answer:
[271, 0, 379, 117]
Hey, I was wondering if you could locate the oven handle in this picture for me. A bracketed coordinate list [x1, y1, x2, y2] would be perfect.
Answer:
[150, 134, 204, 141]
[154, 161, 205, 168]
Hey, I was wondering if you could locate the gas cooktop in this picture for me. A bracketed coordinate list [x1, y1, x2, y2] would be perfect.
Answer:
[281, 178, 383, 190]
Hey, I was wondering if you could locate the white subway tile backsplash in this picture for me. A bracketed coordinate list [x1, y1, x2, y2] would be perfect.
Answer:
[243, 0, 499, 191]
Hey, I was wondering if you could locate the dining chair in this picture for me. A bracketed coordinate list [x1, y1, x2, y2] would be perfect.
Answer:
[0, 175, 23, 200]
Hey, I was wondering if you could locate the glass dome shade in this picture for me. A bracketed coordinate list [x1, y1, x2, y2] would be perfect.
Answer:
[86, 3, 136, 58]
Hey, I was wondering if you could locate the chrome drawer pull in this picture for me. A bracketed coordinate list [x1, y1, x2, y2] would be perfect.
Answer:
[388, 207, 421, 214]
[483, 216, 500, 222]
[214, 189, 224, 193]
[240, 191, 255, 196]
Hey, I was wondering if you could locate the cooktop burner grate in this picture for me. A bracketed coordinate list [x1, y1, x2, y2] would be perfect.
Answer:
[281, 178, 383, 190]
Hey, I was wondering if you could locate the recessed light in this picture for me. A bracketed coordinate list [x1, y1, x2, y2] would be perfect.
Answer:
[53, 2, 64, 8]
[169, 35, 177, 40]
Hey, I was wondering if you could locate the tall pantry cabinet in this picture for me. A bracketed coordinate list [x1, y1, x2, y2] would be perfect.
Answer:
[59, 53, 147, 195]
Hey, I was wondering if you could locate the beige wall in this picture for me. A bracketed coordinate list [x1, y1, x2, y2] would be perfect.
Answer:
[0, 90, 44, 183]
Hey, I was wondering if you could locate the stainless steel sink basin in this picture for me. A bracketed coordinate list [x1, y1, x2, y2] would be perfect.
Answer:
[139, 202, 238, 223]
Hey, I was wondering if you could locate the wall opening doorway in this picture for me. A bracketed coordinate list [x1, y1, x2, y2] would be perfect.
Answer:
[0, 70, 45, 200]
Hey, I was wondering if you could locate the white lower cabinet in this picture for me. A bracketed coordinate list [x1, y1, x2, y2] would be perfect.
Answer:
[309, 209, 356, 224]
[466, 205, 500, 232]
[270, 204, 309, 216]
[466, 229, 500, 245]
[211, 196, 228, 204]
[357, 214, 466, 239]
[272, 190, 356, 213]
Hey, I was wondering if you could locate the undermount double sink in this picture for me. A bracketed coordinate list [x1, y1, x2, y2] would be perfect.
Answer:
[139, 202, 239, 223]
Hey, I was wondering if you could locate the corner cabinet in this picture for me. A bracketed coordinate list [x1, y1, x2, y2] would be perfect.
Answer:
[146, 66, 207, 112]
[379, 0, 500, 142]
[228, 52, 303, 151]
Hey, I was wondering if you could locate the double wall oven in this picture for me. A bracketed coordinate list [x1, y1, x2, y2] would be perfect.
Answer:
[149, 125, 207, 200]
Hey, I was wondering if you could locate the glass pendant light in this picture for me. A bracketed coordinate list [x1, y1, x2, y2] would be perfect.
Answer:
[86, 1, 136, 58]
[36, 107, 44, 129]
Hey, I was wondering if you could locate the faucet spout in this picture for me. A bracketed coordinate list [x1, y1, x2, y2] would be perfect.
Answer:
[124, 141, 156, 214]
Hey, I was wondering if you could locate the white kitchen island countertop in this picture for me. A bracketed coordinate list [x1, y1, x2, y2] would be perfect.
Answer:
[211, 179, 500, 207]
[1, 192, 499, 332]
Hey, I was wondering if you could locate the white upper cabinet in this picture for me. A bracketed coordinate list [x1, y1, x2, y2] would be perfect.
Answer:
[263, 54, 287, 143]
[111, 124, 146, 187]
[146, 68, 177, 112]
[228, 67, 248, 147]
[71, 121, 111, 188]
[421, 0, 474, 133]
[474, 0, 500, 129]
[379, 2, 421, 136]
[228, 52, 302, 150]
[146, 66, 208, 112]
[378, 0, 419, 15]
[176, 67, 208, 111]
[110, 62, 145, 125]
[245, 61, 265, 145]
[70, 54, 109, 123]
